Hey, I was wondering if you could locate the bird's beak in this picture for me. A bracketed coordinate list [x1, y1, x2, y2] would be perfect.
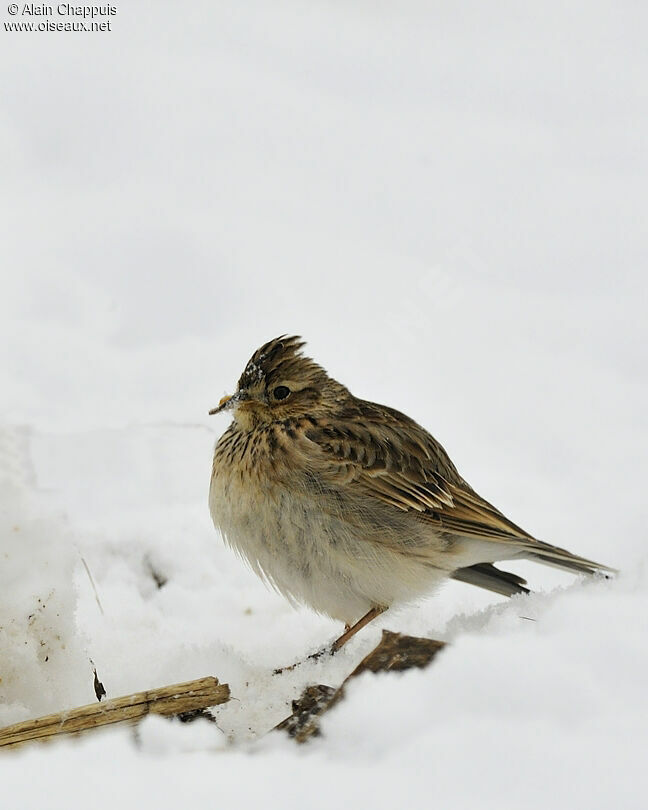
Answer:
[208, 390, 248, 415]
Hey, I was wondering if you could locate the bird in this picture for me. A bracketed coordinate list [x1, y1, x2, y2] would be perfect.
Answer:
[208, 335, 613, 651]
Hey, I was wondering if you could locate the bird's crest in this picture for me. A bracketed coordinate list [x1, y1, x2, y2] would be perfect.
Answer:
[237, 335, 326, 390]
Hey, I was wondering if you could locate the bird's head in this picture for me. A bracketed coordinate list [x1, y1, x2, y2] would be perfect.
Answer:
[209, 336, 348, 427]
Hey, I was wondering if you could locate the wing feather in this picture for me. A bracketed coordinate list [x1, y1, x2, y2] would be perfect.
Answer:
[299, 399, 614, 576]
[303, 402, 537, 546]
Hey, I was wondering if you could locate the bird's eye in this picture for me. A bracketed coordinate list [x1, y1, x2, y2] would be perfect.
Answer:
[273, 386, 291, 400]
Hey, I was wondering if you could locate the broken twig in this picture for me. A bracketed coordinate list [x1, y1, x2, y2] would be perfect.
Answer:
[0, 676, 230, 750]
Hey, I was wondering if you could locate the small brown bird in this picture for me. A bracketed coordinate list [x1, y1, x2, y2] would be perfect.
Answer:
[209, 336, 612, 650]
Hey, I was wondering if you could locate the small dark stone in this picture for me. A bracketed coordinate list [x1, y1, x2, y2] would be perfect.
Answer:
[93, 668, 107, 702]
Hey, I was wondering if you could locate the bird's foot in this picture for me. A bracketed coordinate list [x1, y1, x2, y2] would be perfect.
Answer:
[272, 606, 386, 675]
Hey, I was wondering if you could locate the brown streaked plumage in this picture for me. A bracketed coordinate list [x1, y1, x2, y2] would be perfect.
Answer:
[209, 336, 613, 647]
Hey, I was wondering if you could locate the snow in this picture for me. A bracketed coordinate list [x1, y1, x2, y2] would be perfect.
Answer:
[1, 0, 647, 807]
[0, 430, 90, 727]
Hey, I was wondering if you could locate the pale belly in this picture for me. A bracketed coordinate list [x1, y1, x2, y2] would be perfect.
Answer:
[208, 466, 448, 624]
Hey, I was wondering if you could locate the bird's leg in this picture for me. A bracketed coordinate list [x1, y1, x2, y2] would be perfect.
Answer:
[272, 606, 386, 675]
[331, 606, 385, 652]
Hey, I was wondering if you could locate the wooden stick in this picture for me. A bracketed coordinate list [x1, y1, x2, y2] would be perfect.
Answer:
[276, 630, 446, 742]
[0, 676, 230, 750]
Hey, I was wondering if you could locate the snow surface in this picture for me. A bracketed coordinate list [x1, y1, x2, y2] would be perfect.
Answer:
[1, 1, 647, 807]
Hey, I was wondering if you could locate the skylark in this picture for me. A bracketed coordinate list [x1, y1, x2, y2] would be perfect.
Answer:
[209, 336, 612, 650]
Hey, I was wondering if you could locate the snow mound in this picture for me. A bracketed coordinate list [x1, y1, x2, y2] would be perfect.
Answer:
[0, 427, 91, 726]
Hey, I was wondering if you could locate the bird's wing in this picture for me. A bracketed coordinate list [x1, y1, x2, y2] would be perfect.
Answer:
[301, 402, 614, 575]
[302, 402, 538, 547]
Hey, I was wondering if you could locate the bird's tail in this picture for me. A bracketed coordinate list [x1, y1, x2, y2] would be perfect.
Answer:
[451, 542, 615, 598]
[451, 563, 530, 597]
[522, 539, 616, 578]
